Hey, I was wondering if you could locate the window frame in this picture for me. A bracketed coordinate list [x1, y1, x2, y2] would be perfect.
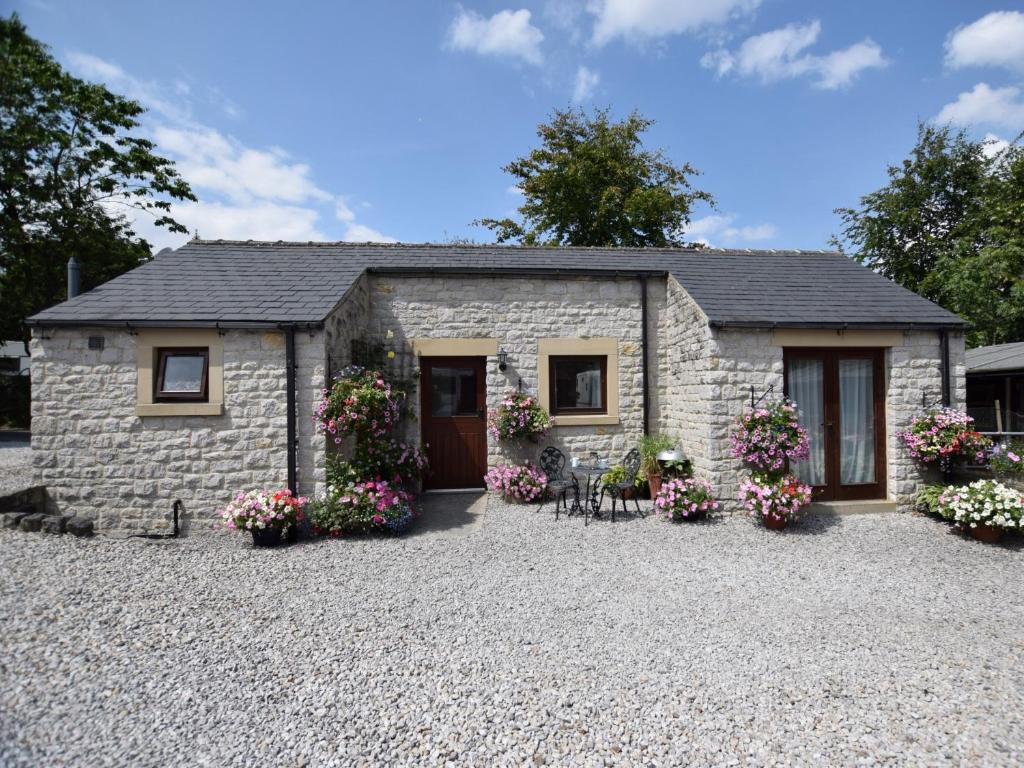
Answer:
[547, 354, 608, 416]
[154, 347, 210, 403]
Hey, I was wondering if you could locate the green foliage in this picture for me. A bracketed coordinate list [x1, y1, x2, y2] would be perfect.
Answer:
[476, 107, 714, 247]
[916, 484, 953, 518]
[0, 14, 195, 343]
[834, 123, 1024, 347]
[638, 433, 674, 475]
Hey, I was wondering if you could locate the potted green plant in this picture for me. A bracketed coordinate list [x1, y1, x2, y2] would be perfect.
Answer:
[600, 464, 638, 499]
[638, 434, 675, 497]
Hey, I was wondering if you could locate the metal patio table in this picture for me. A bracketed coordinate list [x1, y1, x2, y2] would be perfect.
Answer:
[570, 464, 607, 522]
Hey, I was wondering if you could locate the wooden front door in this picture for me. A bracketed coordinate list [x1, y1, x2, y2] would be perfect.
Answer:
[783, 348, 887, 501]
[421, 357, 487, 490]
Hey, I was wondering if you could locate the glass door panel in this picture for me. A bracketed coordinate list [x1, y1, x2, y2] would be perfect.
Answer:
[789, 358, 825, 487]
[839, 359, 875, 485]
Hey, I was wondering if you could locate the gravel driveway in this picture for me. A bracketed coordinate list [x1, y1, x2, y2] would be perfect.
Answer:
[1, 498, 1022, 766]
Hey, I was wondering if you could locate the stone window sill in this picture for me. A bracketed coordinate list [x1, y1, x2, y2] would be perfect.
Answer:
[552, 414, 619, 427]
[136, 402, 224, 417]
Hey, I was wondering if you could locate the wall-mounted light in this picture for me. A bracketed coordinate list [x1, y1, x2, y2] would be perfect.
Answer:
[497, 348, 509, 371]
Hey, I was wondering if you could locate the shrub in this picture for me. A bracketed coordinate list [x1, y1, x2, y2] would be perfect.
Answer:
[654, 477, 719, 521]
[314, 365, 404, 442]
[310, 480, 415, 536]
[487, 391, 552, 442]
[739, 473, 813, 523]
[219, 489, 307, 532]
[989, 440, 1024, 477]
[937, 480, 1024, 531]
[327, 440, 429, 489]
[484, 462, 548, 502]
[730, 399, 810, 472]
[897, 408, 991, 471]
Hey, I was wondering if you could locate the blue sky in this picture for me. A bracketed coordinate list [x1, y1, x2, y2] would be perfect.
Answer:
[10, 0, 1024, 251]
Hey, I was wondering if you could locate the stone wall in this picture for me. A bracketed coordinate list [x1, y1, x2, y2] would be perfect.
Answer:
[30, 327, 324, 535]
[359, 273, 666, 467]
[694, 328, 967, 511]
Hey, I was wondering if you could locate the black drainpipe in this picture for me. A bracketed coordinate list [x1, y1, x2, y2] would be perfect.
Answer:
[640, 276, 650, 436]
[940, 330, 951, 407]
[285, 325, 298, 494]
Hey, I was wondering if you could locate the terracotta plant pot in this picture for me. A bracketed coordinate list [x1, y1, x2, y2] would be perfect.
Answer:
[648, 474, 663, 497]
[969, 524, 1003, 544]
[622, 487, 635, 500]
[251, 526, 284, 547]
[763, 513, 789, 531]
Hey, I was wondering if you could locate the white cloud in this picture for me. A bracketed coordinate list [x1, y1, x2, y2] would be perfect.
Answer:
[152, 126, 332, 205]
[447, 8, 544, 65]
[342, 223, 398, 243]
[572, 65, 600, 102]
[945, 11, 1024, 73]
[935, 82, 1024, 131]
[63, 52, 396, 250]
[701, 20, 887, 89]
[982, 133, 1011, 160]
[589, 0, 760, 46]
[684, 214, 778, 246]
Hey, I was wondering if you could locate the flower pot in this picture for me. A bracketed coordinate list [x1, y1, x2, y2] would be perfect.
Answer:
[622, 487, 635, 500]
[648, 474, 663, 496]
[251, 526, 284, 547]
[763, 513, 789, 531]
[969, 524, 1003, 544]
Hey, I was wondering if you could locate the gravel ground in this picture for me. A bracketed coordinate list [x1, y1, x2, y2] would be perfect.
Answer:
[1, 498, 1022, 767]
[0, 443, 33, 497]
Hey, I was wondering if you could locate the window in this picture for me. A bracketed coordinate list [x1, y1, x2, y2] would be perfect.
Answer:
[155, 348, 209, 402]
[549, 355, 607, 415]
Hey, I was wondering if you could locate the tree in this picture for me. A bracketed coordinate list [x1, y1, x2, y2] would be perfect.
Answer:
[833, 123, 1024, 347]
[0, 14, 195, 345]
[475, 107, 713, 247]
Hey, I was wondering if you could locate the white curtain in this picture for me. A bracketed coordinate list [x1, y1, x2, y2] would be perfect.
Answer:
[839, 359, 875, 485]
[789, 359, 825, 486]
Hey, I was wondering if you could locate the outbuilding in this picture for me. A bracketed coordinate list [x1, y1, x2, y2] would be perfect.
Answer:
[27, 240, 966, 533]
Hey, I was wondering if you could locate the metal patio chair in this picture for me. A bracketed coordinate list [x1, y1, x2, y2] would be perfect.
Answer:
[599, 448, 643, 522]
[537, 446, 577, 521]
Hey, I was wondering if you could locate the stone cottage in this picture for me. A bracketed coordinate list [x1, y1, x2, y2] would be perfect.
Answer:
[27, 240, 966, 534]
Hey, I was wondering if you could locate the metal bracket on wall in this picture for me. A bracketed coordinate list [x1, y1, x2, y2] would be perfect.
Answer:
[750, 383, 774, 409]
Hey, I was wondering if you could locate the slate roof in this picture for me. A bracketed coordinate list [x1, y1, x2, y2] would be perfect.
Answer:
[966, 342, 1024, 374]
[28, 240, 966, 330]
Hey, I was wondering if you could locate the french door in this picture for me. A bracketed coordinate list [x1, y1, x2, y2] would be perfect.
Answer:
[783, 348, 886, 501]
[420, 357, 487, 490]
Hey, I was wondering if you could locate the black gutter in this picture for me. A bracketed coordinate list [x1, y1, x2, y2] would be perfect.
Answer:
[25, 318, 324, 330]
[708, 320, 967, 331]
[284, 324, 298, 495]
[940, 330, 951, 406]
[640, 275, 650, 436]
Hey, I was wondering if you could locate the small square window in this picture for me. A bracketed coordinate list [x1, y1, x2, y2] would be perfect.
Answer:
[549, 355, 607, 415]
[155, 348, 209, 402]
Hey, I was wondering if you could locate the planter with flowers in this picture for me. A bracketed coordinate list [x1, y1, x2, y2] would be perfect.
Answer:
[488, 391, 552, 442]
[731, 399, 812, 530]
[898, 408, 991, 481]
[937, 479, 1024, 543]
[219, 489, 307, 547]
[310, 480, 415, 536]
[484, 462, 548, 503]
[740, 473, 813, 530]
[654, 477, 720, 522]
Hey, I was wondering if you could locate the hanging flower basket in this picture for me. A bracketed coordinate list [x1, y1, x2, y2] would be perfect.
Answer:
[730, 399, 810, 472]
[897, 408, 991, 475]
[314, 365, 404, 443]
[487, 392, 552, 442]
